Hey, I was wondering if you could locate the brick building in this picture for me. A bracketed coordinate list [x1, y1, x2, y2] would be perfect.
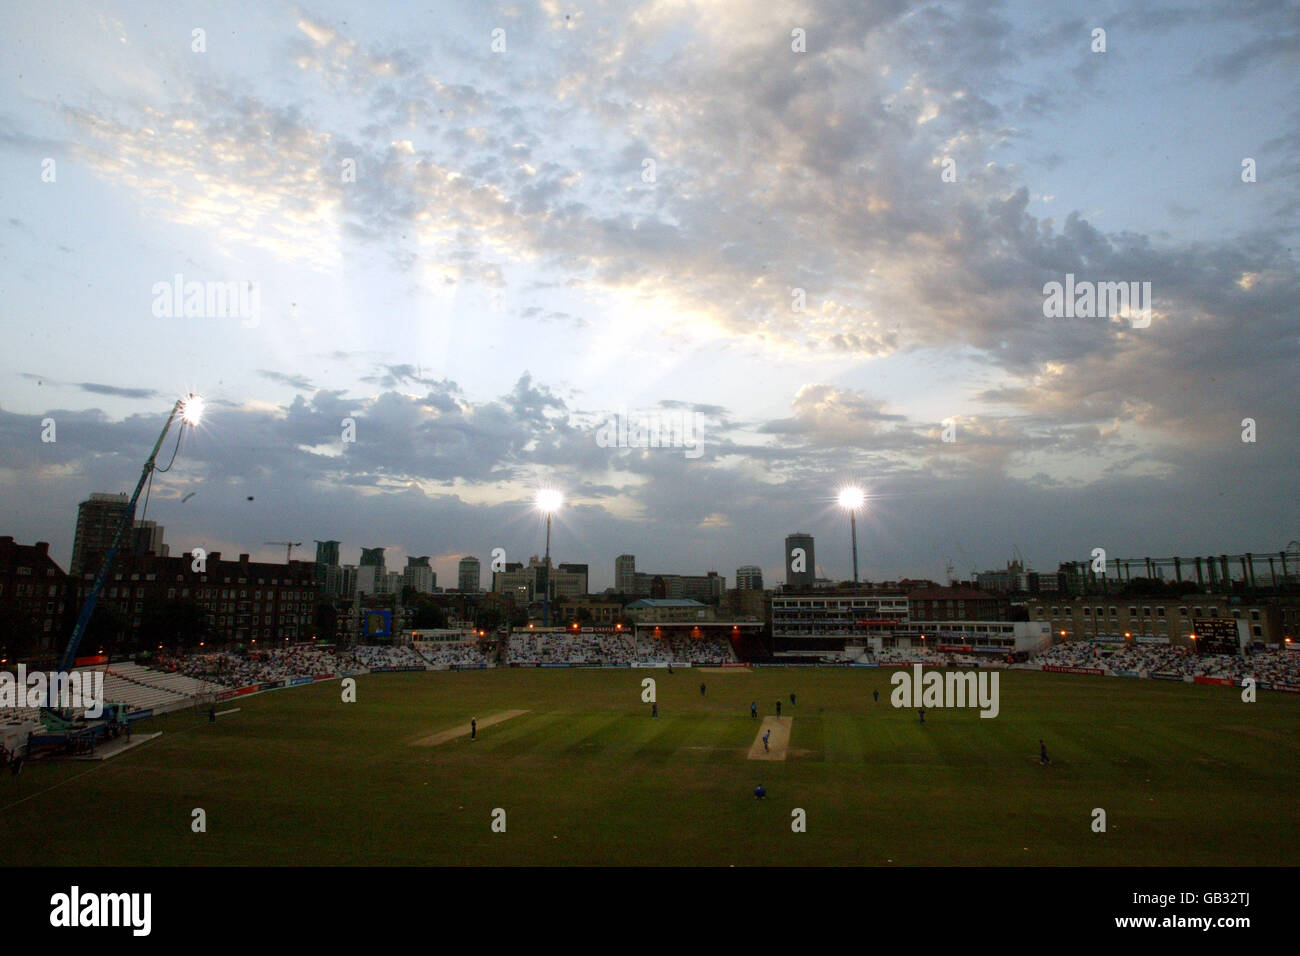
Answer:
[71, 551, 316, 647]
[0, 537, 73, 660]
[907, 586, 1008, 622]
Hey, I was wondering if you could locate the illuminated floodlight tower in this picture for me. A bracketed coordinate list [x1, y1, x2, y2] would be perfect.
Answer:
[536, 489, 563, 627]
[837, 486, 865, 585]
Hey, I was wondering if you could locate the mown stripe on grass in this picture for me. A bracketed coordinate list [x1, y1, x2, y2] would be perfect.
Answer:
[629, 716, 699, 762]
[472, 712, 569, 754]
[557, 713, 630, 757]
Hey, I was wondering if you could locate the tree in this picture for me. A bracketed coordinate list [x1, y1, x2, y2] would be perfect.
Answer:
[314, 601, 339, 640]
[410, 602, 448, 629]
[474, 606, 504, 633]
[80, 602, 130, 658]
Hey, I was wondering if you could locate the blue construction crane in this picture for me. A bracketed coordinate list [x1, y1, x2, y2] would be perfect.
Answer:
[57, 394, 204, 676]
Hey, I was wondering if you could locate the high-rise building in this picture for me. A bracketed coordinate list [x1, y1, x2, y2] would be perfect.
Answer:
[315, 540, 340, 566]
[403, 556, 435, 594]
[356, 548, 386, 595]
[130, 520, 167, 558]
[557, 563, 589, 599]
[458, 556, 481, 593]
[785, 533, 816, 590]
[615, 554, 636, 594]
[356, 564, 380, 595]
[736, 565, 763, 590]
[314, 539, 341, 594]
[977, 560, 1026, 594]
[680, 571, 723, 602]
[492, 557, 587, 605]
[630, 570, 723, 602]
[320, 563, 347, 597]
[71, 492, 132, 575]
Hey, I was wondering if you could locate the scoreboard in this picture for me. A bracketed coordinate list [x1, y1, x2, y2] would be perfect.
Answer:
[363, 609, 393, 638]
[1192, 617, 1241, 656]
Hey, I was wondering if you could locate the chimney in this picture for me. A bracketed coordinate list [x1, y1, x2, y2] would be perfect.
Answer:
[36, 542, 50, 556]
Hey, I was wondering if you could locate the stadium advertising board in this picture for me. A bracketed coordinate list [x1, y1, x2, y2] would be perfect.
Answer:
[1042, 665, 1106, 676]
[1194, 676, 1236, 687]
[1136, 635, 1170, 644]
[1150, 671, 1184, 681]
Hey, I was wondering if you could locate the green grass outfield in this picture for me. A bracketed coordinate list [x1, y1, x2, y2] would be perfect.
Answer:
[3, 667, 1297, 866]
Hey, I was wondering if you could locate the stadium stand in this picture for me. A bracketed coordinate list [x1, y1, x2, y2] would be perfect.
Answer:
[353, 645, 427, 669]
[109, 662, 225, 697]
[413, 642, 496, 668]
[79, 667, 192, 713]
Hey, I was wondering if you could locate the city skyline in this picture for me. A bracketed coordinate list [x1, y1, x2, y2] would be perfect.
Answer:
[2, 1, 1297, 596]
[10, 489, 1297, 596]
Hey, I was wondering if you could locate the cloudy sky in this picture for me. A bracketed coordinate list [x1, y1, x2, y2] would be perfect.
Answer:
[1, 0, 1297, 591]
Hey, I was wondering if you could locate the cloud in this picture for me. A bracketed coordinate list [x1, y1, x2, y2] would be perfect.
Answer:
[258, 370, 314, 391]
[78, 383, 159, 399]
